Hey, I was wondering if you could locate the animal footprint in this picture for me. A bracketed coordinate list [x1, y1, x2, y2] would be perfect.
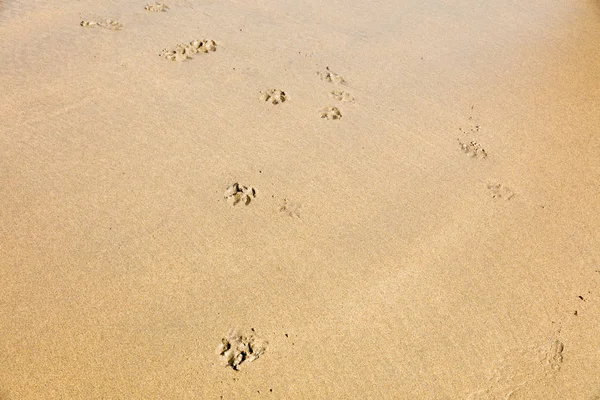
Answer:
[467, 339, 564, 400]
[458, 139, 487, 159]
[80, 19, 123, 30]
[330, 90, 354, 103]
[224, 183, 256, 206]
[456, 107, 488, 158]
[159, 39, 217, 62]
[279, 199, 301, 218]
[319, 106, 342, 120]
[145, 3, 169, 12]
[487, 183, 515, 200]
[459, 122, 481, 136]
[545, 339, 564, 371]
[216, 329, 268, 371]
[317, 67, 346, 85]
[260, 89, 287, 105]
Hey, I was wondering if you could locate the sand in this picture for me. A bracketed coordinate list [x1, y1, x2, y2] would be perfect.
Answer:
[1, 0, 599, 398]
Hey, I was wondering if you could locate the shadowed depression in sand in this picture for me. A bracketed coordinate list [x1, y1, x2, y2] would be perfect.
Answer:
[1, 0, 600, 399]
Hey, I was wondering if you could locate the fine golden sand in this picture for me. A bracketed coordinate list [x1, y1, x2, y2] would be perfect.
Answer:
[1, 0, 600, 398]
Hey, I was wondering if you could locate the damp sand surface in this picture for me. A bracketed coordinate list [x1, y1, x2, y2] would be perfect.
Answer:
[1, 0, 600, 398]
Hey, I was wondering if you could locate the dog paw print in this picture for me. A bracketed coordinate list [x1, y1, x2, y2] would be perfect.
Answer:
[317, 67, 346, 85]
[458, 139, 487, 159]
[330, 90, 354, 103]
[456, 107, 488, 158]
[80, 18, 123, 30]
[458, 122, 481, 136]
[279, 198, 301, 218]
[145, 3, 169, 12]
[545, 339, 564, 371]
[487, 183, 515, 200]
[319, 106, 342, 120]
[224, 183, 256, 206]
[159, 39, 216, 61]
[216, 329, 268, 371]
[260, 89, 287, 104]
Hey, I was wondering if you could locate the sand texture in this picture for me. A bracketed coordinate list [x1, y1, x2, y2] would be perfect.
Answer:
[1, 0, 600, 398]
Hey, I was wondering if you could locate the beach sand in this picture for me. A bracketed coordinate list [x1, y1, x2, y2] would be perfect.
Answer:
[1, 0, 599, 398]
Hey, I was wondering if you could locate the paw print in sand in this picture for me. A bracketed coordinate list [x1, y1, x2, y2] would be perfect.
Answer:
[80, 18, 123, 30]
[279, 198, 301, 218]
[317, 67, 346, 85]
[458, 139, 487, 159]
[319, 106, 342, 120]
[224, 183, 256, 206]
[487, 183, 515, 200]
[216, 329, 268, 371]
[260, 89, 287, 104]
[145, 3, 169, 12]
[456, 107, 487, 159]
[330, 90, 354, 103]
[159, 39, 217, 62]
[546, 339, 564, 371]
